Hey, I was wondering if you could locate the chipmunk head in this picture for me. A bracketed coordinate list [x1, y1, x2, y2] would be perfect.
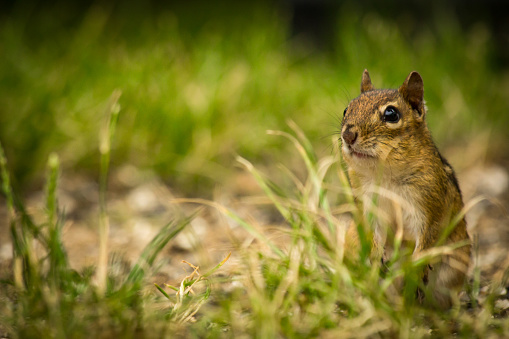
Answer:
[341, 70, 427, 172]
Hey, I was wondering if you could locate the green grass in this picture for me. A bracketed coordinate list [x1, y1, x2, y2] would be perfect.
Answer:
[1, 124, 508, 338]
[1, 1, 509, 337]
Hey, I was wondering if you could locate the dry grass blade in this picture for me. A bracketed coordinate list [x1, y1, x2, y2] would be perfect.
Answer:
[170, 197, 285, 258]
[96, 90, 122, 295]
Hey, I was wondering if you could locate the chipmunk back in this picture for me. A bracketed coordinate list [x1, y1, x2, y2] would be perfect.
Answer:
[341, 70, 471, 308]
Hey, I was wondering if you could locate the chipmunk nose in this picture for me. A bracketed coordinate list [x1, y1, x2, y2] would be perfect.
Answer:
[342, 128, 357, 145]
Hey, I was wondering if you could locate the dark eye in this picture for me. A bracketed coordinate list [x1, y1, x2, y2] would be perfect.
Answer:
[383, 106, 400, 123]
[343, 108, 347, 117]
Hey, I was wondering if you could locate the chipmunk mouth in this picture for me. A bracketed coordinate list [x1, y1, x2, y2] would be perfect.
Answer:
[347, 146, 376, 159]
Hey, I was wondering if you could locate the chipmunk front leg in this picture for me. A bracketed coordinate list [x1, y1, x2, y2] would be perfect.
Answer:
[413, 228, 436, 284]
[372, 222, 389, 266]
[413, 225, 460, 308]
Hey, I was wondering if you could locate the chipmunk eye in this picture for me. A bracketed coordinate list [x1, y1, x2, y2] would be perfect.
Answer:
[343, 108, 347, 117]
[383, 106, 400, 123]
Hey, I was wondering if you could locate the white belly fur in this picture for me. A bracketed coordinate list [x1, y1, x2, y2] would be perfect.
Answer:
[357, 180, 426, 252]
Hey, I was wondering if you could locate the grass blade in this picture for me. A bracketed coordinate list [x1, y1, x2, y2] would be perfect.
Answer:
[45, 153, 59, 228]
[202, 252, 231, 278]
[0, 142, 15, 221]
[97, 90, 122, 295]
[155, 283, 172, 300]
[126, 213, 195, 285]
[170, 197, 285, 258]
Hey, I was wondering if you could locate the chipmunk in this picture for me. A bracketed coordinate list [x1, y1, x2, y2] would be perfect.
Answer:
[341, 70, 471, 308]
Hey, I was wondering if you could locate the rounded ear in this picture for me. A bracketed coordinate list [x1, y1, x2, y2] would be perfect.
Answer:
[360, 69, 374, 93]
[399, 71, 424, 113]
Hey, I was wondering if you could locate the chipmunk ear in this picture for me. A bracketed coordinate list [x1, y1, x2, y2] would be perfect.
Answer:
[360, 69, 374, 93]
[399, 71, 424, 113]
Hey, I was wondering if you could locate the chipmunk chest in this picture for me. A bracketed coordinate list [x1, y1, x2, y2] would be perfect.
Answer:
[356, 179, 425, 242]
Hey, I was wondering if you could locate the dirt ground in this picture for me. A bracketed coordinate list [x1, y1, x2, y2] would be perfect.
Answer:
[1, 152, 508, 305]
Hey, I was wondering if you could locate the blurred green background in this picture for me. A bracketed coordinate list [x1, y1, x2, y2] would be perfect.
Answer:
[1, 0, 508, 195]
